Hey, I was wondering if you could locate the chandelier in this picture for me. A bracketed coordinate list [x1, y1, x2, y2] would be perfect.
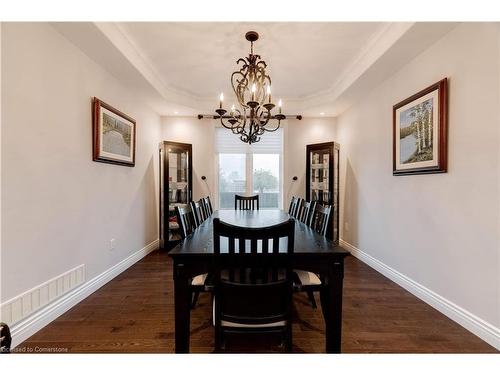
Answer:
[214, 31, 289, 144]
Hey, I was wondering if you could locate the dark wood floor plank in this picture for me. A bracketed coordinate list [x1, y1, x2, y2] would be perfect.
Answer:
[16, 250, 497, 353]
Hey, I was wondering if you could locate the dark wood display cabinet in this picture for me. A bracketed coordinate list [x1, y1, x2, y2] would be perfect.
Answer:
[306, 142, 340, 244]
[159, 141, 193, 251]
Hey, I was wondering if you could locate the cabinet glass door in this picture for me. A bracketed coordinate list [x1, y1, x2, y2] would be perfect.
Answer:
[168, 150, 189, 205]
[306, 142, 339, 244]
[159, 141, 192, 250]
[168, 147, 189, 241]
[309, 147, 331, 205]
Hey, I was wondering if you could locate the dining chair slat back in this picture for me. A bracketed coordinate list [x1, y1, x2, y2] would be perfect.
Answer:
[234, 194, 259, 210]
[310, 204, 332, 236]
[297, 200, 316, 226]
[288, 196, 301, 218]
[175, 205, 197, 239]
[190, 199, 206, 227]
[212, 217, 295, 352]
[202, 196, 213, 217]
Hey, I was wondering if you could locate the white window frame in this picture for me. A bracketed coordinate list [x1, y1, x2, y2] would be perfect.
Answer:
[215, 128, 284, 210]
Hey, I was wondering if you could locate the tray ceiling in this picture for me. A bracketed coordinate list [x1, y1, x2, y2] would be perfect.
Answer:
[117, 22, 387, 101]
[53, 22, 459, 116]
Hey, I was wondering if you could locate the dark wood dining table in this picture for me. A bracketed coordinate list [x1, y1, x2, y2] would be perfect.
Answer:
[168, 209, 350, 353]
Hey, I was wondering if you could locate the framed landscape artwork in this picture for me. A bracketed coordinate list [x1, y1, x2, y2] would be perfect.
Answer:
[393, 78, 448, 175]
[92, 97, 136, 167]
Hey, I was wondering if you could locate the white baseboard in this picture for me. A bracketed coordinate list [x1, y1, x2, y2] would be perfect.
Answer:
[340, 239, 500, 351]
[9, 239, 159, 348]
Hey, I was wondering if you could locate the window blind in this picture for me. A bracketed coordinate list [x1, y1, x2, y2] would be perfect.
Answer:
[215, 127, 283, 154]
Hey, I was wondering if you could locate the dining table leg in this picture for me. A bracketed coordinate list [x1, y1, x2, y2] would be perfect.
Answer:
[321, 258, 345, 353]
[174, 262, 191, 353]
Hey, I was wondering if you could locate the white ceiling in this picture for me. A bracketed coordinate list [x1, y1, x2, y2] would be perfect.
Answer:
[53, 22, 459, 117]
[116, 22, 387, 101]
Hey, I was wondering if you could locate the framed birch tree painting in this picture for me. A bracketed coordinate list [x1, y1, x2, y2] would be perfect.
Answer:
[393, 78, 448, 175]
[92, 97, 136, 167]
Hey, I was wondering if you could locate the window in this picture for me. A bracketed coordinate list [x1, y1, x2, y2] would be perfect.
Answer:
[218, 153, 246, 209]
[252, 154, 280, 208]
[216, 128, 283, 209]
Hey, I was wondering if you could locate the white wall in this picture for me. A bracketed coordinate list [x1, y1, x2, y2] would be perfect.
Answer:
[160, 117, 337, 208]
[1, 23, 161, 302]
[161, 117, 216, 203]
[337, 23, 500, 331]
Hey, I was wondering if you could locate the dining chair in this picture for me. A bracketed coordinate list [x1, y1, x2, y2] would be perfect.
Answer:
[175, 204, 197, 238]
[293, 203, 332, 309]
[202, 196, 213, 217]
[288, 196, 301, 218]
[212, 217, 295, 352]
[310, 204, 332, 236]
[175, 205, 209, 309]
[297, 200, 316, 226]
[190, 199, 207, 227]
[234, 194, 259, 210]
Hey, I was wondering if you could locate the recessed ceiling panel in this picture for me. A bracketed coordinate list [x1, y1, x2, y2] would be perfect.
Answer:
[118, 22, 387, 101]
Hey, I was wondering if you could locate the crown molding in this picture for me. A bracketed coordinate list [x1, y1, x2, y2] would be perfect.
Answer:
[102, 22, 410, 115]
[95, 22, 202, 109]
[299, 23, 414, 107]
[299, 22, 460, 116]
[54, 22, 460, 117]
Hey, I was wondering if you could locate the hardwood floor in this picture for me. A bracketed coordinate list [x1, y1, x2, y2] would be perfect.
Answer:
[16, 250, 497, 353]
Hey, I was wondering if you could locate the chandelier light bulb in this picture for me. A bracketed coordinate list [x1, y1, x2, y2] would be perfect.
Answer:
[251, 83, 256, 101]
[219, 93, 224, 109]
[278, 99, 282, 114]
[267, 85, 272, 104]
[231, 104, 236, 114]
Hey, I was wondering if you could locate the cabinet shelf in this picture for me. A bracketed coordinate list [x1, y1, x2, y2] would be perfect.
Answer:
[311, 163, 329, 169]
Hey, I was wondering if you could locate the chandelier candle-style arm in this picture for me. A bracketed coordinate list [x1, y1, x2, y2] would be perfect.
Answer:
[197, 114, 302, 121]
[214, 30, 298, 144]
